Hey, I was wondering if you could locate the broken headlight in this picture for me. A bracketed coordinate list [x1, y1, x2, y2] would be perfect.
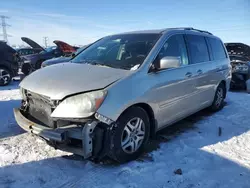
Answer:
[51, 90, 107, 118]
[232, 63, 248, 72]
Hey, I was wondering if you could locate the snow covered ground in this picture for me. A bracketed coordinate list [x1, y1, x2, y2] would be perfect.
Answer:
[0, 81, 250, 188]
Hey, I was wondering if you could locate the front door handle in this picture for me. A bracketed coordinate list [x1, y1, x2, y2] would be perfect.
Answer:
[197, 69, 203, 75]
[185, 72, 192, 78]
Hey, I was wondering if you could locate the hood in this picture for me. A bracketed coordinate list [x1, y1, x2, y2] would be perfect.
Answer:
[21, 37, 45, 51]
[53, 40, 76, 54]
[20, 63, 130, 100]
[42, 56, 71, 67]
[225, 43, 250, 58]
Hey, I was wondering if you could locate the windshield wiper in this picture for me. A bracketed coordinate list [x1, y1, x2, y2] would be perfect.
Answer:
[91, 62, 114, 68]
[82, 60, 115, 68]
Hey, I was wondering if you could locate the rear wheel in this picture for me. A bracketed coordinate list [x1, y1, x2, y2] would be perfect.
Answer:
[209, 83, 226, 111]
[0, 67, 12, 86]
[108, 107, 150, 163]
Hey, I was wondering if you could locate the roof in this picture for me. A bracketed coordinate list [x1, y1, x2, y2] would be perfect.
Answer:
[116, 27, 213, 36]
[118, 29, 165, 35]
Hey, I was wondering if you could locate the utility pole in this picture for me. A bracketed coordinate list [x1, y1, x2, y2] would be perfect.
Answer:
[0, 15, 11, 44]
[43, 36, 49, 48]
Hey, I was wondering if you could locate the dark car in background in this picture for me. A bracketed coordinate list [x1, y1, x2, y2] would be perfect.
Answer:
[20, 38, 78, 75]
[41, 45, 88, 68]
[225, 43, 250, 89]
[0, 41, 19, 86]
[16, 47, 42, 56]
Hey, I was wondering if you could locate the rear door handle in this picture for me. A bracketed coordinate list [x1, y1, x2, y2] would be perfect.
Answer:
[197, 69, 203, 75]
[185, 72, 192, 78]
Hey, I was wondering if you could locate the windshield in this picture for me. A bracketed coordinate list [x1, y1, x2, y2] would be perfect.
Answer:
[39, 46, 57, 54]
[71, 33, 161, 70]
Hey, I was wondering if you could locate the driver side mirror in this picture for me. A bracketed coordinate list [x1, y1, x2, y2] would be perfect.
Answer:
[151, 56, 181, 72]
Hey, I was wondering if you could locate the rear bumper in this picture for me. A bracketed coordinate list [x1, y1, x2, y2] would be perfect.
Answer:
[13, 108, 101, 158]
[231, 73, 248, 88]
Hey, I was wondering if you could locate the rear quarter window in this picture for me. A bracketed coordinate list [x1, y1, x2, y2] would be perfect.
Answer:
[207, 37, 227, 60]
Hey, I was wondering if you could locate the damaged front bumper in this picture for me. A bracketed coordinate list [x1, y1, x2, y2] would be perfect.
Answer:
[14, 108, 110, 159]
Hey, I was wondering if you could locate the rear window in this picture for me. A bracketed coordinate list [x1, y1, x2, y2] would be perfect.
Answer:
[207, 38, 227, 60]
[185, 35, 210, 64]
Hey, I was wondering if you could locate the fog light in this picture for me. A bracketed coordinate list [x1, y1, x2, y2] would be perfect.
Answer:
[95, 113, 114, 125]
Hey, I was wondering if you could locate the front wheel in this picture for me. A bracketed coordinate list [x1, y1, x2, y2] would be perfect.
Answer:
[209, 83, 226, 111]
[35, 60, 44, 70]
[0, 67, 12, 86]
[21, 63, 32, 76]
[108, 107, 150, 163]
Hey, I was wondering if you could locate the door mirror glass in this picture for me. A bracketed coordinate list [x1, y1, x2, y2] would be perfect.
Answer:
[158, 56, 181, 70]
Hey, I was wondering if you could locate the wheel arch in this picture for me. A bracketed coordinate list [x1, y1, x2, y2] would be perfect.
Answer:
[0, 64, 13, 76]
[36, 59, 45, 69]
[118, 102, 157, 138]
[220, 80, 227, 98]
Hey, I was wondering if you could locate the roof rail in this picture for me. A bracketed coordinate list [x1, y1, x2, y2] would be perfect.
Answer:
[164, 27, 213, 35]
[185, 28, 213, 35]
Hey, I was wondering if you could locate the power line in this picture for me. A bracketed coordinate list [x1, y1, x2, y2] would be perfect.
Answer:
[43, 36, 49, 47]
[0, 15, 11, 44]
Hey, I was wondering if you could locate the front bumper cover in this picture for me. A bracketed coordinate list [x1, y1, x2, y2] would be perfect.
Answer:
[13, 108, 101, 158]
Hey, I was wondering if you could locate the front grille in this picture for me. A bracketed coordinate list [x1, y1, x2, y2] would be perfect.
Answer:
[26, 91, 55, 128]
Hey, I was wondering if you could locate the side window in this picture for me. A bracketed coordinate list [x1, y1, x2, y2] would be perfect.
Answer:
[186, 35, 210, 64]
[29, 49, 34, 54]
[156, 34, 188, 66]
[208, 38, 227, 60]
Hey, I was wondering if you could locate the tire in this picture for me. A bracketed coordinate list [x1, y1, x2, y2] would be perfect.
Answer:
[246, 79, 250, 93]
[209, 83, 226, 112]
[21, 63, 32, 76]
[108, 106, 150, 163]
[0, 67, 12, 86]
[35, 60, 44, 70]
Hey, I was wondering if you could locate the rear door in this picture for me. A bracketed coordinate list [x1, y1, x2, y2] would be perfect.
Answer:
[185, 34, 214, 107]
[207, 37, 230, 91]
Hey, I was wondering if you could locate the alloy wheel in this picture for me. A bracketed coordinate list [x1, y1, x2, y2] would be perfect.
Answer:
[121, 117, 145, 154]
[215, 87, 224, 107]
[0, 69, 11, 85]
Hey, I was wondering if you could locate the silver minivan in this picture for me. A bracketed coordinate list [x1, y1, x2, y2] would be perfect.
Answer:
[14, 28, 231, 163]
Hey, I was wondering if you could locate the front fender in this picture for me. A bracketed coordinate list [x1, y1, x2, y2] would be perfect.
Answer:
[97, 72, 158, 122]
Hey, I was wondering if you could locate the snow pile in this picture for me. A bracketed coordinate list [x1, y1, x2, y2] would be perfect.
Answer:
[0, 82, 250, 188]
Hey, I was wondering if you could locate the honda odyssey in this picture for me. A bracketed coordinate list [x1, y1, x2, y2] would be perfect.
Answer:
[14, 27, 231, 163]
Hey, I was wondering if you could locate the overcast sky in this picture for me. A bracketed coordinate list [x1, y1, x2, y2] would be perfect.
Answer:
[1, 0, 250, 46]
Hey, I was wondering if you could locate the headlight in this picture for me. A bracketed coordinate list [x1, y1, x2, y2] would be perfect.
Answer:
[51, 90, 107, 118]
[24, 60, 31, 63]
[19, 88, 26, 100]
[233, 64, 248, 72]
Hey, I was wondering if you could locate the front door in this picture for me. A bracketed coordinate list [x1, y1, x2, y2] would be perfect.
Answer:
[148, 34, 197, 129]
